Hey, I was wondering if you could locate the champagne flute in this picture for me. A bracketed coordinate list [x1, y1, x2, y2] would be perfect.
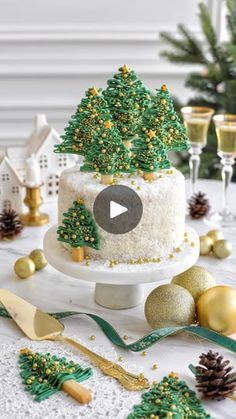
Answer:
[181, 106, 214, 194]
[206, 114, 236, 227]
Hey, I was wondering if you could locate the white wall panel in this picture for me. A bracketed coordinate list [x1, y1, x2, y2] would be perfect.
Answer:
[0, 0, 213, 147]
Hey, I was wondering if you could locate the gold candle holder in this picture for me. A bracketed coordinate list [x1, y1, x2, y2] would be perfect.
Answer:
[21, 183, 49, 227]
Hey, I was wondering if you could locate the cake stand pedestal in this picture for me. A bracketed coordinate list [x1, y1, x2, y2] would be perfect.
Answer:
[44, 225, 199, 309]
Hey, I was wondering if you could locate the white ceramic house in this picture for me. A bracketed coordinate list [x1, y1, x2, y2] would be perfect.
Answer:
[0, 155, 24, 213]
[7, 115, 76, 202]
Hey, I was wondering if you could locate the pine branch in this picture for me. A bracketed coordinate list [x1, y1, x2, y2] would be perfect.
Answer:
[185, 73, 217, 96]
[178, 24, 207, 64]
[226, 0, 236, 43]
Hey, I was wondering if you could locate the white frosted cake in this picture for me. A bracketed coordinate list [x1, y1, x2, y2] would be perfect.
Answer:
[58, 166, 185, 262]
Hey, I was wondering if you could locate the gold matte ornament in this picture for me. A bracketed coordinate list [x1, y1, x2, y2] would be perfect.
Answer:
[199, 235, 213, 255]
[145, 284, 195, 329]
[213, 239, 232, 259]
[197, 285, 236, 336]
[14, 257, 35, 279]
[29, 249, 47, 270]
[206, 229, 224, 244]
[172, 265, 216, 301]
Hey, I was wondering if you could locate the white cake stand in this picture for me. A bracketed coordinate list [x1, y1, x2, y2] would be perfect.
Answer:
[44, 225, 199, 309]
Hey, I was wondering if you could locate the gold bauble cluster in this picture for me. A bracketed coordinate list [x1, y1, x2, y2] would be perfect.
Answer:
[145, 265, 236, 336]
[199, 229, 232, 259]
[14, 249, 47, 279]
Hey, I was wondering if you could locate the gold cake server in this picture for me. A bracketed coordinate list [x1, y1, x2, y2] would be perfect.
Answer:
[0, 289, 149, 391]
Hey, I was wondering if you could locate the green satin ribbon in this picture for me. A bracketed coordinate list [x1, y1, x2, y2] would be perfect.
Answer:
[0, 308, 235, 353]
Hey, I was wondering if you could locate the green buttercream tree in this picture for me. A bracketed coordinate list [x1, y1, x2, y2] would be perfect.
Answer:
[143, 84, 190, 151]
[54, 87, 111, 156]
[57, 198, 100, 262]
[132, 128, 171, 181]
[128, 374, 211, 419]
[19, 347, 92, 403]
[103, 64, 151, 149]
[81, 119, 134, 185]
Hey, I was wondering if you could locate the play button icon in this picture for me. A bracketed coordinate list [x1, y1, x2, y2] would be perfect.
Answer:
[93, 185, 143, 234]
[110, 201, 128, 219]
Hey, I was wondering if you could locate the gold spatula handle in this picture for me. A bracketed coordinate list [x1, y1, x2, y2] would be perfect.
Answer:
[53, 334, 149, 391]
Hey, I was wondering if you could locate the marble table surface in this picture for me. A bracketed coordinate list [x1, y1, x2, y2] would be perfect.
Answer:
[0, 179, 235, 419]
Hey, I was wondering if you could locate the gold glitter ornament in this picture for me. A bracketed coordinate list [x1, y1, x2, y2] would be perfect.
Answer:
[199, 235, 213, 255]
[213, 239, 232, 259]
[206, 229, 224, 244]
[14, 257, 35, 279]
[197, 285, 236, 336]
[29, 249, 47, 270]
[145, 284, 195, 329]
[172, 265, 216, 301]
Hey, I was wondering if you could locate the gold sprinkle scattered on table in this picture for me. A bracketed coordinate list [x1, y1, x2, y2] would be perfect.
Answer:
[123, 335, 129, 340]
[85, 261, 90, 266]
[190, 241, 195, 247]
[136, 186, 141, 190]
[89, 335, 96, 341]
[142, 351, 147, 356]
[152, 380, 158, 386]
[169, 254, 174, 259]
[152, 364, 158, 370]
[175, 247, 181, 253]
[118, 356, 123, 362]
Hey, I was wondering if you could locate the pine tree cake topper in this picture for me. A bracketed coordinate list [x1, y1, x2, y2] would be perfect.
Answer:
[128, 374, 211, 418]
[19, 348, 92, 404]
[81, 118, 134, 185]
[57, 198, 100, 262]
[103, 65, 151, 149]
[132, 128, 171, 180]
[54, 87, 111, 156]
[143, 84, 190, 151]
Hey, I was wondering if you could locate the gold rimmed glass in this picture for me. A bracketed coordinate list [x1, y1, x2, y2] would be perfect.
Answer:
[206, 114, 236, 227]
[181, 106, 214, 194]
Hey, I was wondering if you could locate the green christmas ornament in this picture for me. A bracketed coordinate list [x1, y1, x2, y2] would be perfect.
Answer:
[103, 65, 151, 148]
[132, 128, 171, 180]
[128, 374, 211, 418]
[19, 347, 92, 403]
[145, 284, 195, 329]
[54, 87, 111, 156]
[143, 84, 190, 151]
[81, 118, 134, 184]
[172, 265, 216, 302]
[57, 198, 100, 262]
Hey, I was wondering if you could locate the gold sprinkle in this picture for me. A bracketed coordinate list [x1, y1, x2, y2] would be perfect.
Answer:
[190, 241, 195, 247]
[169, 254, 174, 259]
[175, 247, 181, 253]
[123, 335, 129, 340]
[168, 371, 179, 379]
[184, 238, 189, 243]
[155, 398, 161, 404]
[89, 335, 96, 341]
[136, 186, 141, 190]
[152, 364, 158, 370]
[142, 351, 147, 356]
[184, 232, 188, 237]
[85, 261, 90, 266]
[152, 380, 158, 386]
[118, 356, 123, 362]
[85, 255, 91, 260]
[131, 180, 136, 185]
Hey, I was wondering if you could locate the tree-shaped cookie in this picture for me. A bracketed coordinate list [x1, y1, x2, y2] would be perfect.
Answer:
[103, 65, 151, 149]
[132, 129, 171, 180]
[54, 87, 111, 156]
[19, 347, 92, 404]
[57, 198, 100, 262]
[143, 84, 190, 151]
[81, 119, 134, 185]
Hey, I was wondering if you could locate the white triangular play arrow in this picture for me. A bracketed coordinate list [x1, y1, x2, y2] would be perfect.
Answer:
[110, 200, 128, 219]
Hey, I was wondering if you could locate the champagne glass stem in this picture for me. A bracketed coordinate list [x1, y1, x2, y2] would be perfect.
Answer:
[189, 146, 202, 194]
[220, 154, 234, 216]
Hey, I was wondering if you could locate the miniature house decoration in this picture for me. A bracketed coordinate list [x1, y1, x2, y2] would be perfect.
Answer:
[7, 114, 76, 202]
[0, 155, 24, 213]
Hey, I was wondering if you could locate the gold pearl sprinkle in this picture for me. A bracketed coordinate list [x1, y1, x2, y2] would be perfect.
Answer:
[184, 238, 189, 243]
[136, 186, 141, 190]
[168, 371, 179, 379]
[118, 356, 123, 362]
[175, 247, 181, 253]
[85, 261, 90, 266]
[152, 380, 158, 386]
[123, 335, 129, 340]
[184, 232, 188, 237]
[89, 335, 96, 341]
[169, 254, 174, 259]
[131, 180, 136, 185]
[190, 241, 195, 247]
[142, 351, 147, 356]
[152, 364, 158, 370]
[85, 255, 91, 260]
[155, 398, 161, 404]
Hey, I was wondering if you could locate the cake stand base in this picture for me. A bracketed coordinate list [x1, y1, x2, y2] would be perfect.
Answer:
[43, 225, 199, 309]
[95, 283, 143, 309]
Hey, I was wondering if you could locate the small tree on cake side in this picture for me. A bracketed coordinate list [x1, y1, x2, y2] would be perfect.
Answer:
[81, 119, 134, 185]
[57, 198, 100, 262]
[54, 87, 111, 156]
[103, 65, 151, 149]
[132, 129, 171, 180]
[143, 84, 190, 151]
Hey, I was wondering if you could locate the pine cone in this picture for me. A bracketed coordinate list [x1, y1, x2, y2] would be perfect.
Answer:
[188, 192, 210, 219]
[194, 350, 236, 401]
[0, 209, 23, 240]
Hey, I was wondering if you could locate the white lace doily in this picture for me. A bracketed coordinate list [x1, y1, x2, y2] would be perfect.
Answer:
[0, 337, 142, 419]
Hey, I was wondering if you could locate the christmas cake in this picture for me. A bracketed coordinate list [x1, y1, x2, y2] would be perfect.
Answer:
[56, 65, 189, 264]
